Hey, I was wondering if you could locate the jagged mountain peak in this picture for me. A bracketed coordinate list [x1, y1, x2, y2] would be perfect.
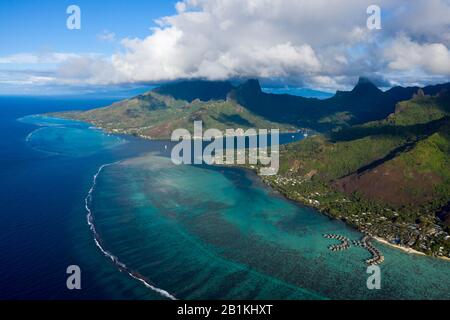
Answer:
[351, 76, 382, 94]
[356, 76, 374, 85]
[240, 79, 262, 91]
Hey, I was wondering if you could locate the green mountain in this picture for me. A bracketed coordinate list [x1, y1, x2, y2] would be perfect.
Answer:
[54, 84, 297, 139]
[52, 77, 450, 256]
[266, 90, 450, 256]
[54, 78, 450, 139]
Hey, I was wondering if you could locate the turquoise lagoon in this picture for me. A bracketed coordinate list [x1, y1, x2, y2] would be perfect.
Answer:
[20, 115, 450, 300]
[19, 115, 126, 157]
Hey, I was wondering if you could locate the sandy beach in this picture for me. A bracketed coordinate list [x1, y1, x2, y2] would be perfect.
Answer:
[372, 236, 450, 262]
[373, 236, 426, 256]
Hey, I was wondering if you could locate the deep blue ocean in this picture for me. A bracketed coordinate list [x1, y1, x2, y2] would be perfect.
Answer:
[0, 96, 146, 299]
[1, 96, 449, 300]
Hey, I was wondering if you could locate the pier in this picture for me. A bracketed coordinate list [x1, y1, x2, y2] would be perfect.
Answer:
[323, 234, 384, 265]
[323, 234, 351, 251]
[360, 236, 384, 265]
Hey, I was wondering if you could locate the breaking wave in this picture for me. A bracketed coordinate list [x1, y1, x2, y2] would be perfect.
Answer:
[85, 162, 177, 300]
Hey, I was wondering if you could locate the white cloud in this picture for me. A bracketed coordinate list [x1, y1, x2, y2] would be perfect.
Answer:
[57, 56, 120, 85]
[95, 0, 450, 87]
[63, 0, 376, 86]
[384, 36, 450, 75]
[384, 0, 450, 46]
[97, 30, 116, 42]
[0, 70, 55, 87]
[4, 0, 450, 90]
[175, 1, 187, 13]
[0, 52, 80, 65]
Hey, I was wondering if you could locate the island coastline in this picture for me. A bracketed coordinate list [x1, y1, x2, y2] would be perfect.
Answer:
[45, 113, 450, 263]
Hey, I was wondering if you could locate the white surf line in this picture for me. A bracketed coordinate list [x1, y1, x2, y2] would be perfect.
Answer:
[25, 131, 34, 142]
[25, 127, 46, 142]
[85, 161, 177, 300]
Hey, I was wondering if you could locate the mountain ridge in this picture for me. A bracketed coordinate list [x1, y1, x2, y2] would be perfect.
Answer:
[52, 77, 450, 140]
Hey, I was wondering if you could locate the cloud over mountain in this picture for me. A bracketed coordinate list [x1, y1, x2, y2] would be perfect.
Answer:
[1, 0, 450, 91]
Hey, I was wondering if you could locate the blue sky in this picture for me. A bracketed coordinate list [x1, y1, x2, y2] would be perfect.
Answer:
[0, 0, 176, 55]
[0, 0, 449, 95]
[0, 0, 178, 95]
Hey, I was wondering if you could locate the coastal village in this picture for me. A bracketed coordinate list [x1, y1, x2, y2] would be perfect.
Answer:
[262, 171, 450, 260]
